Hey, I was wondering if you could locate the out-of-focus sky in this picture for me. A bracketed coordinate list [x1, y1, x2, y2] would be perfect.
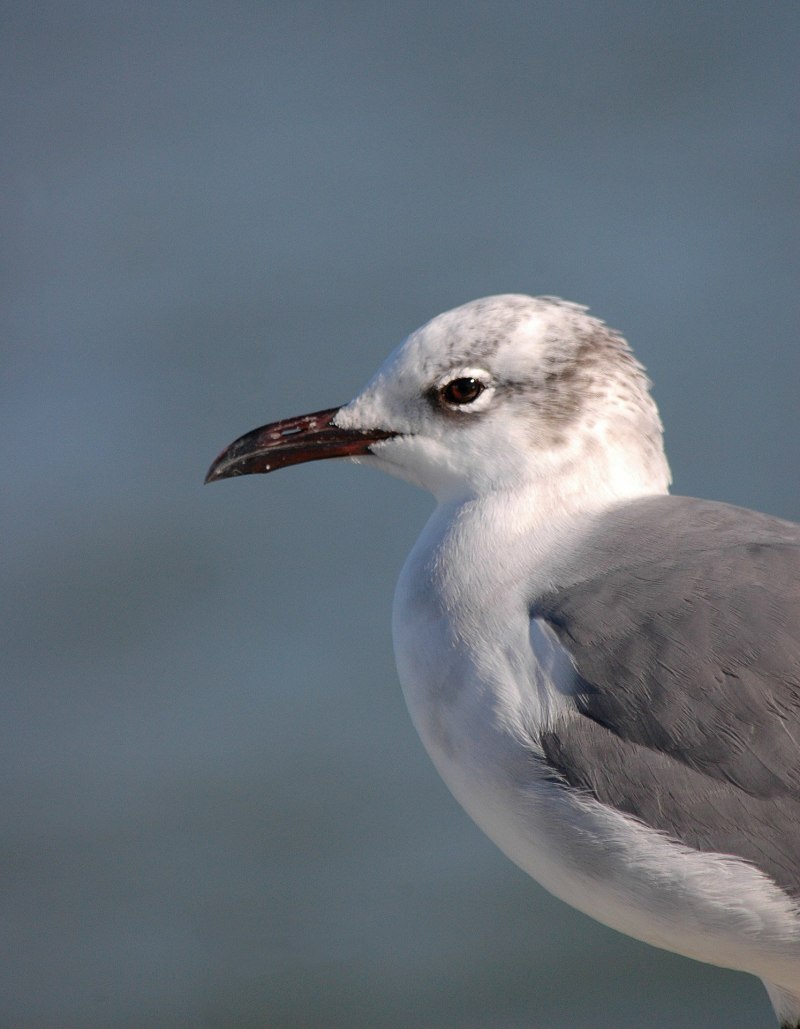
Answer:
[2, 3, 798, 1026]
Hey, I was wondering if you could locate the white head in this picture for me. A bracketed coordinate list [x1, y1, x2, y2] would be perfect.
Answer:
[207, 294, 671, 512]
[336, 295, 671, 506]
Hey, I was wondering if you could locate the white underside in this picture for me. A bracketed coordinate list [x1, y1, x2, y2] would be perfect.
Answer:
[435, 735, 800, 986]
[391, 496, 800, 1004]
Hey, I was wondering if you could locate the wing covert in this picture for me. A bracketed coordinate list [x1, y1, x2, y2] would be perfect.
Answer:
[532, 495, 800, 895]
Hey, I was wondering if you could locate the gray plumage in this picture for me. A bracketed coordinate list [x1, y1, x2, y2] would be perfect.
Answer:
[535, 494, 800, 898]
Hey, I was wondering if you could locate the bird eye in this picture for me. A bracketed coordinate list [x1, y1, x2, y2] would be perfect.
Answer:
[440, 377, 485, 406]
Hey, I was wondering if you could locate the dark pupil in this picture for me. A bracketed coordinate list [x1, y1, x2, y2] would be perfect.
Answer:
[443, 377, 483, 405]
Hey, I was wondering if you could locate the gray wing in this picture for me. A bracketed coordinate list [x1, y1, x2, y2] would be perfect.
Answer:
[533, 495, 800, 897]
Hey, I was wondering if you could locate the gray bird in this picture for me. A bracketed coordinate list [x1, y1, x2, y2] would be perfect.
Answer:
[207, 295, 800, 1026]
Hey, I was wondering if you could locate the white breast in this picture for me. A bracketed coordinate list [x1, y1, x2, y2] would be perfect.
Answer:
[391, 501, 800, 990]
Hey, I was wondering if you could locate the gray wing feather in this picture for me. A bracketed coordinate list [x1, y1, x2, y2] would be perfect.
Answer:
[534, 496, 800, 896]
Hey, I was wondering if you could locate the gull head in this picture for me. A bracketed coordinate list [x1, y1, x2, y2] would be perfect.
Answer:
[206, 294, 671, 507]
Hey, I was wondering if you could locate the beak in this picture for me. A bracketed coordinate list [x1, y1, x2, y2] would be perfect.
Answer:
[205, 406, 396, 484]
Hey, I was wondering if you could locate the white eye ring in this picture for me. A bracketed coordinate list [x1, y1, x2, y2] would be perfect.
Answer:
[434, 367, 495, 412]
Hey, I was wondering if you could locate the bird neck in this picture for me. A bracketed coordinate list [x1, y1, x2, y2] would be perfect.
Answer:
[422, 458, 669, 612]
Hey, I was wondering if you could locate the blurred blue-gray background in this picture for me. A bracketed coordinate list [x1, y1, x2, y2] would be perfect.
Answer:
[3, 3, 798, 1027]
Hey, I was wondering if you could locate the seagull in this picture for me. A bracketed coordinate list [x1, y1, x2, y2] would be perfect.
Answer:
[206, 295, 800, 1026]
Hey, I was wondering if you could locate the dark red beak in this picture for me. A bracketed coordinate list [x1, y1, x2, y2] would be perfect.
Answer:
[205, 406, 396, 484]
